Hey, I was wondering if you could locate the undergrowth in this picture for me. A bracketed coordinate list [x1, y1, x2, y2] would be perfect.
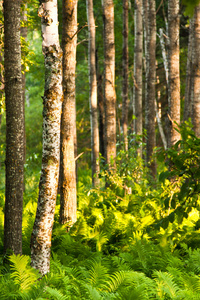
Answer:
[0, 122, 200, 299]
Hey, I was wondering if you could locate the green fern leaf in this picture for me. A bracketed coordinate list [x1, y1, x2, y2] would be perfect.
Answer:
[45, 286, 68, 300]
[84, 284, 103, 300]
[153, 270, 180, 298]
[9, 254, 39, 291]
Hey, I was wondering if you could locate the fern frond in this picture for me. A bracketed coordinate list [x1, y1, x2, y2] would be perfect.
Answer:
[84, 284, 103, 300]
[153, 270, 180, 298]
[86, 259, 110, 290]
[45, 286, 68, 300]
[187, 248, 200, 275]
[105, 270, 126, 293]
[9, 254, 39, 291]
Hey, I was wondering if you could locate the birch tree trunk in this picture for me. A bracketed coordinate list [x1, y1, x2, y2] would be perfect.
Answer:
[59, 0, 77, 225]
[102, 0, 116, 168]
[122, 0, 129, 151]
[133, 0, 143, 156]
[87, 0, 100, 186]
[4, 0, 24, 255]
[145, 0, 156, 176]
[31, 0, 63, 275]
[192, 4, 200, 137]
[168, 0, 180, 147]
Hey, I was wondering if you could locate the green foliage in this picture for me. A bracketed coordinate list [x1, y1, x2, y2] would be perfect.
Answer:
[156, 121, 200, 236]
[182, 0, 200, 17]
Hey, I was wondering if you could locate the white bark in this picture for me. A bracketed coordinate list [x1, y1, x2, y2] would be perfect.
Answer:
[31, 0, 62, 275]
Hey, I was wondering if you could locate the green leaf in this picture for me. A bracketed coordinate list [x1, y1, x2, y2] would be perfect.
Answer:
[171, 198, 176, 210]
[164, 197, 170, 209]
[159, 171, 170, 183]
[168, 212, 175, 223]
[161, 218, 169, 230]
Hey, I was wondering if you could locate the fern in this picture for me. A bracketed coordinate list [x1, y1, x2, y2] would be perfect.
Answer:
[153, 270, 180, 299]
[9, 254, 39, 291]
[44, 286, 68, 300]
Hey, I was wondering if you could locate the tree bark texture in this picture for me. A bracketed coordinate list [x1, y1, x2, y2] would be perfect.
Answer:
[102, 0, 116, 168]
[168, 0, 180, 147]
[146, 0, 156, 176]
[122, 0, 129, 151]
[31, 0, 63, 275]
[3, 0, 24, 255]
[184, 17, 194, 122]
[59, 0, 77, 225]
[158, 28, 169, 86]
[133, 0, 143, 156]
[192, 4, 200, 137]
[87, 0, 100, 186]
[21, 4, 27, 172]
[143, 0, 148, 139]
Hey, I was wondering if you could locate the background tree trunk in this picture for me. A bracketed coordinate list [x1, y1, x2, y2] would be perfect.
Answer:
[145, 0, 156, 176]
[192, 4, 200, 137]
[184, 17, 194, 122]
[133, 0, 143, 156]
[86, 0, 100, 187]
[122, 0, 129, 151]
[31, 0, 62, 275]
[59, 0, 78, 225]
[168, 0, 180, 147]
[21, 3, 28, 179]
[3, 0, 24, 255]
[102, 0, 116, 168]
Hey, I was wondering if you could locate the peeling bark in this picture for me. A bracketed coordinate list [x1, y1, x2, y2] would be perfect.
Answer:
[31, 0, 62, 275]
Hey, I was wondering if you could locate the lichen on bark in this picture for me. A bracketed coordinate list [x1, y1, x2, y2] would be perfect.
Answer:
[31, 0, 62, 276]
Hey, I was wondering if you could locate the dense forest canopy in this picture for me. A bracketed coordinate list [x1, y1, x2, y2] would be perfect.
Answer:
[0, 0, 200, 298]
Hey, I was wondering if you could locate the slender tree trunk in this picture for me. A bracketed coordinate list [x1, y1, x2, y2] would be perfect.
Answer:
[122, 0, 129, 151]
[3, 0, 24, 255]
[97, 68, 105, 158]
[192, 4, 200, 137]
[102, 0, 116, 168]
[143, 0, 148, 140]
[184, 17, 194, 122]
[0, 1, 4, 132]
[86, 0, 100, 186]
[21, 3, 27, 179]
[31, 0, 62, 275]
[168, 0, 180, 147]
[158, 28, 169, 86]
[59, 0, 77, 225]
[133, 0, 143, 156]
[145, 0, 156, 176]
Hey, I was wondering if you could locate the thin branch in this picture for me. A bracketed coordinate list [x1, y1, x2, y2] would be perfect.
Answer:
[75, 152, 84, 161]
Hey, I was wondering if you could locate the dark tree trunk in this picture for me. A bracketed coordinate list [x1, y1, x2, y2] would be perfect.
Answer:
[3, 0, 24, 255]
